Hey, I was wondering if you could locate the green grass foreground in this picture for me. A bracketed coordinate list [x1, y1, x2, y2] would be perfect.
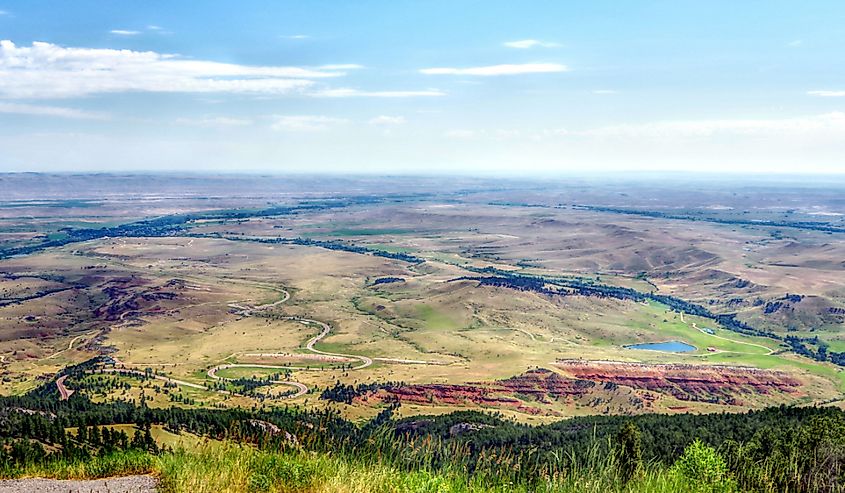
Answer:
[4, 381, 843, 492]
[6, 442, 736, 493]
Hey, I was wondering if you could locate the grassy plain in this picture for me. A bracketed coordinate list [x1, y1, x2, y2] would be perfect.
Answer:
[2, 231, 842, 418]
[2, 177, 845, 419]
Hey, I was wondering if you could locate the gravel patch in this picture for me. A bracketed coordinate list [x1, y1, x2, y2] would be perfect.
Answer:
[0, 475, 157, 492]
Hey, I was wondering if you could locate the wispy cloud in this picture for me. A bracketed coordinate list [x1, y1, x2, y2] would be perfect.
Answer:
[145, 25, 172, 34]
[503, 39, 560, 49]
[173, 116, 253, 127]
[368, 115, 406, 125]
[553, 112, 845, 139]
[112, 26, 169, 36]
[444, 129, 520, 139]
[448, 113, 845, 142]
[0, 40, 351, 98]
[807, 90, 845, 97]
[0, 10, 8, 16]
[788, 39, 803, 47]
[281, 34, 310, 40]
[311, 88, 445, 98]
[420, 63, 567, 76]
[271, 115, 348, 131]
[0, 102, 108, 119]
[445, 129, 479, 139]
[319, 64, 364, 70]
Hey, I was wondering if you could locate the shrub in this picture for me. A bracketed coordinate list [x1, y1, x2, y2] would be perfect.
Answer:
[671, 440, 732, 491]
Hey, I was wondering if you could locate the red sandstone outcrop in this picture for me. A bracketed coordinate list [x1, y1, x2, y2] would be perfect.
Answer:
[360, 361, 802, 412]
[554, 360, 802, 404]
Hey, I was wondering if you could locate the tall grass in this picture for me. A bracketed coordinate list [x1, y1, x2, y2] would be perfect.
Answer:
[1, 440, 736, 492]
[1, 448, 155, 480]
[154, 443, 696, 493]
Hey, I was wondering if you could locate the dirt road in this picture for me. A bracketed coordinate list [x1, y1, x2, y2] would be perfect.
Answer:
[690, 322, 776, 354]
[70, 285, 423, 401]
[206, 311, 371, 398]
[55, 375, 73, 400]
[45, 331, 96, 360]
[0, 476, 156, 493]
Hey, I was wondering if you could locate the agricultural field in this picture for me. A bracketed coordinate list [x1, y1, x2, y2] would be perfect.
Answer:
[1, 174, 844, 422]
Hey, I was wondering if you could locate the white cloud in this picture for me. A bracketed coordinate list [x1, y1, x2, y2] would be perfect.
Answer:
[788, 39, 803, 47]
[445, 129, 479, 139]
[271, 115, 348, 131]
[449, 113, 845, 142]
[0, 40, 350, 98]
[311, 88, 445, 98]
[368, 115, 406, 125]
[173, 116, 253, 127]
[144, 25, 173, 34]
[420, 63, 567, 76]
[808, 90, 845, 97]
[0, 10, 7, 15]
[495, 129, 522, 138]
[550, 112, 845, 139]
[282, 34, 310, 40]
[319, 64, 364, 70]
[444, 129, 520, 139]
[503, 39, 560, 49]
[110, 30, 140, 36]
[0, 102, 108, 119]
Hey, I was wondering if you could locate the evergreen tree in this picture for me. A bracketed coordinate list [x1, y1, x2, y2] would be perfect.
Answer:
[616, 421, 643, 482]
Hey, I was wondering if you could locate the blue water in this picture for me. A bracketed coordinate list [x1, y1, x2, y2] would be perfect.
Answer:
[625, 340, 697, 353]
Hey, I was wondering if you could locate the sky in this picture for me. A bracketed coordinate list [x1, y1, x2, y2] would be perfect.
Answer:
[0, 0, 844, 175]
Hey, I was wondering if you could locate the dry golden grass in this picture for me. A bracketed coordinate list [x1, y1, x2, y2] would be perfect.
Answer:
[3, 205, 844, 419]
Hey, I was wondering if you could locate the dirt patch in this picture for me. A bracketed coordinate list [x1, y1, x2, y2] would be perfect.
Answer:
[93, 277, 181, 321]
[0, 475, 156, 493]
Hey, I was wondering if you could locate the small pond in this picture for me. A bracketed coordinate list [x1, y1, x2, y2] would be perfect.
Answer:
[625, 340, 697, 353]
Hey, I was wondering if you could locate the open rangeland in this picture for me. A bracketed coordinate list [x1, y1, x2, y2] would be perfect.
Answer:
[1, 175, 845, 422]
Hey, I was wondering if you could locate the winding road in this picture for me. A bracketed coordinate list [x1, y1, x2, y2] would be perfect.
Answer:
[55, 375, 74, 400]
[61, 284, 434, 402]
[206, 291, 372, 398]
[688, 321, 776, 355]
[90, 287, 373, 401]
[46, 331, 96, 360]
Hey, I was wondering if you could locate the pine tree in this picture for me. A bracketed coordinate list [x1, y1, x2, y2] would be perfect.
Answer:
[616, 421, 643, 482]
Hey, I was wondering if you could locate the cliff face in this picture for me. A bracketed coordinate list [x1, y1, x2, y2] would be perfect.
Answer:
[359, 363, 802, 413]
[360, 369, 604, 415]
[554, 360, 802, 404]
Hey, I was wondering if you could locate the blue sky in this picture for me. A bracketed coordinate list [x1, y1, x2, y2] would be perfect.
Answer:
[0, 0, 843, 174]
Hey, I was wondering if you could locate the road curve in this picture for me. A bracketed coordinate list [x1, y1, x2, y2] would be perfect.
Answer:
[56, 375, 74, 400]
[73, 287, 379, 402]
[302, 318, 373, 369]
[206, 315, 372, 397]
[46, 331, 96, 360]
[204, 364, 309, 399]
[210, 289, 374, 395]
[99, 366, 307, 399]
[101, 367, 215, 390]
[689, 322, 776, 355]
